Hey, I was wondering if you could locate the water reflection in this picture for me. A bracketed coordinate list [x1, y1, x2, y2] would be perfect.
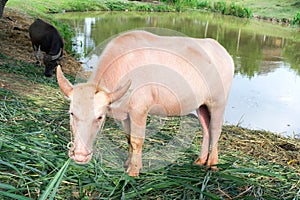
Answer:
[55, 12, 300, 138]
[228, 67, 300, 137]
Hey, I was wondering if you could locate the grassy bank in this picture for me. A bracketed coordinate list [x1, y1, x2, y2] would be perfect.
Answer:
[0, 53, 299, 199]
[225, 0, 300, 20]
[221, 0, 300, 24]
[7, 0, 300, 22]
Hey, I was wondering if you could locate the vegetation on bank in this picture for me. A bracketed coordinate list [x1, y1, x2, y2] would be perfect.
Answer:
[7, 0, 253, 17]
[0, 53, 299, 199]
[7, 0, 300, 24]
[223, 0, 300, 23]
[292, 12, 300, 25]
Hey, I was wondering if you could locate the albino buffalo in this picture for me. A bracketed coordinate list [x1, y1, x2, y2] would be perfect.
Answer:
[57, 30, 234, 177]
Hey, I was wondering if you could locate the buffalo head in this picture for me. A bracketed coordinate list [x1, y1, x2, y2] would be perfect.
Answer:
[56, 65, 131, 163]
[43, 48, 62, 77]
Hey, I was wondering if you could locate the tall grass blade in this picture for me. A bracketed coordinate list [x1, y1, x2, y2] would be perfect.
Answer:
[0, 160, 22, 176]
[228, 168, 285, 180]
[0, 191, 33, 200]
[39, 158, 71, 200]
[293, 188, 300, 200]
[0, 183, 16, 190]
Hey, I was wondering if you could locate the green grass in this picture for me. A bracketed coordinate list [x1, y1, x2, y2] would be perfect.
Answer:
[6, 0, 175, 15]
[0, 53, 299, 199]
[292, 12, 300, 25]
[7, 0, 300, 21]
[7, 0, 107, 15]
[219, 0, 300, 19]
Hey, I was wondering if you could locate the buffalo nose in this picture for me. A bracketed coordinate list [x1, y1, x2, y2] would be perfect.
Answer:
[68, 142, 93, 164]
[69, 151, 93, 164]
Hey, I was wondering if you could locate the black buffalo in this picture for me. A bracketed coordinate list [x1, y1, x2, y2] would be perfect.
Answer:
[0, 0, 8, 18]
[29, 19, 64, 77]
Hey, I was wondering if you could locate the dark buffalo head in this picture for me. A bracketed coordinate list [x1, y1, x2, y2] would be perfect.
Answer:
[43, 49, 62, 77]
[43, 57, 58, 77]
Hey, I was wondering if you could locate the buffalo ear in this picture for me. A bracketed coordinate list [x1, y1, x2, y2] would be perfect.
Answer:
[56, 65, 73, 97]
[107, 80, 131, 103]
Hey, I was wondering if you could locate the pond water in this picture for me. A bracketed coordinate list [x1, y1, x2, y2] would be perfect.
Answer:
[55, 12, 300, 138]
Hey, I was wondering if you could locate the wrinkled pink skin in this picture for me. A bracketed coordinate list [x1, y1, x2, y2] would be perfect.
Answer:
[57, 30, 234, 177]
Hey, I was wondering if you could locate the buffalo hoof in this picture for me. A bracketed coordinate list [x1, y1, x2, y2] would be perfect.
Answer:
[193, 157, 206, 166]
[126, 162, 142, 177]
[127, 168, 140, 177]
[208, 165, 219, 171]
[193, 158, 219, 171]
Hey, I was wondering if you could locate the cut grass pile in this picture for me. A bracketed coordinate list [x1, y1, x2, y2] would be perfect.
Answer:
[0, 54, 299, 199]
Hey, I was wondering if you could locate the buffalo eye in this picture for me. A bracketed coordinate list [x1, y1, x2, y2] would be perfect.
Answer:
[69, 111, 79, 120]
[69, 111, 76, 118]
[97, 116, 103, 120]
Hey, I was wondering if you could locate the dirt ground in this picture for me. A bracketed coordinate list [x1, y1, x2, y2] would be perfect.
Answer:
[0, 9, 82, 75]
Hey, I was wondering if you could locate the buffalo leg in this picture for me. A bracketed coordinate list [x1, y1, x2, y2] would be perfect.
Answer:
[0, 0, 8, 18]
[126, 112, 147, 177]
[33, 45, 42, 65]
[194, 105, 211, 166]
[33, 45, 39, 62]
[205, 106, 224, 170]
[121, 117, 132, 168]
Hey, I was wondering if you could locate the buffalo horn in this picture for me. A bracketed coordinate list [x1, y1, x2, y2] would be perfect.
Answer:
[108, 80, 131, 103]
[51, 48, 62, 60]
[56, 65, 73, 97]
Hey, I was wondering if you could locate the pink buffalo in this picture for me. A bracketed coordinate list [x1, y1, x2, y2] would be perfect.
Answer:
[57, 30, 234, 177]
